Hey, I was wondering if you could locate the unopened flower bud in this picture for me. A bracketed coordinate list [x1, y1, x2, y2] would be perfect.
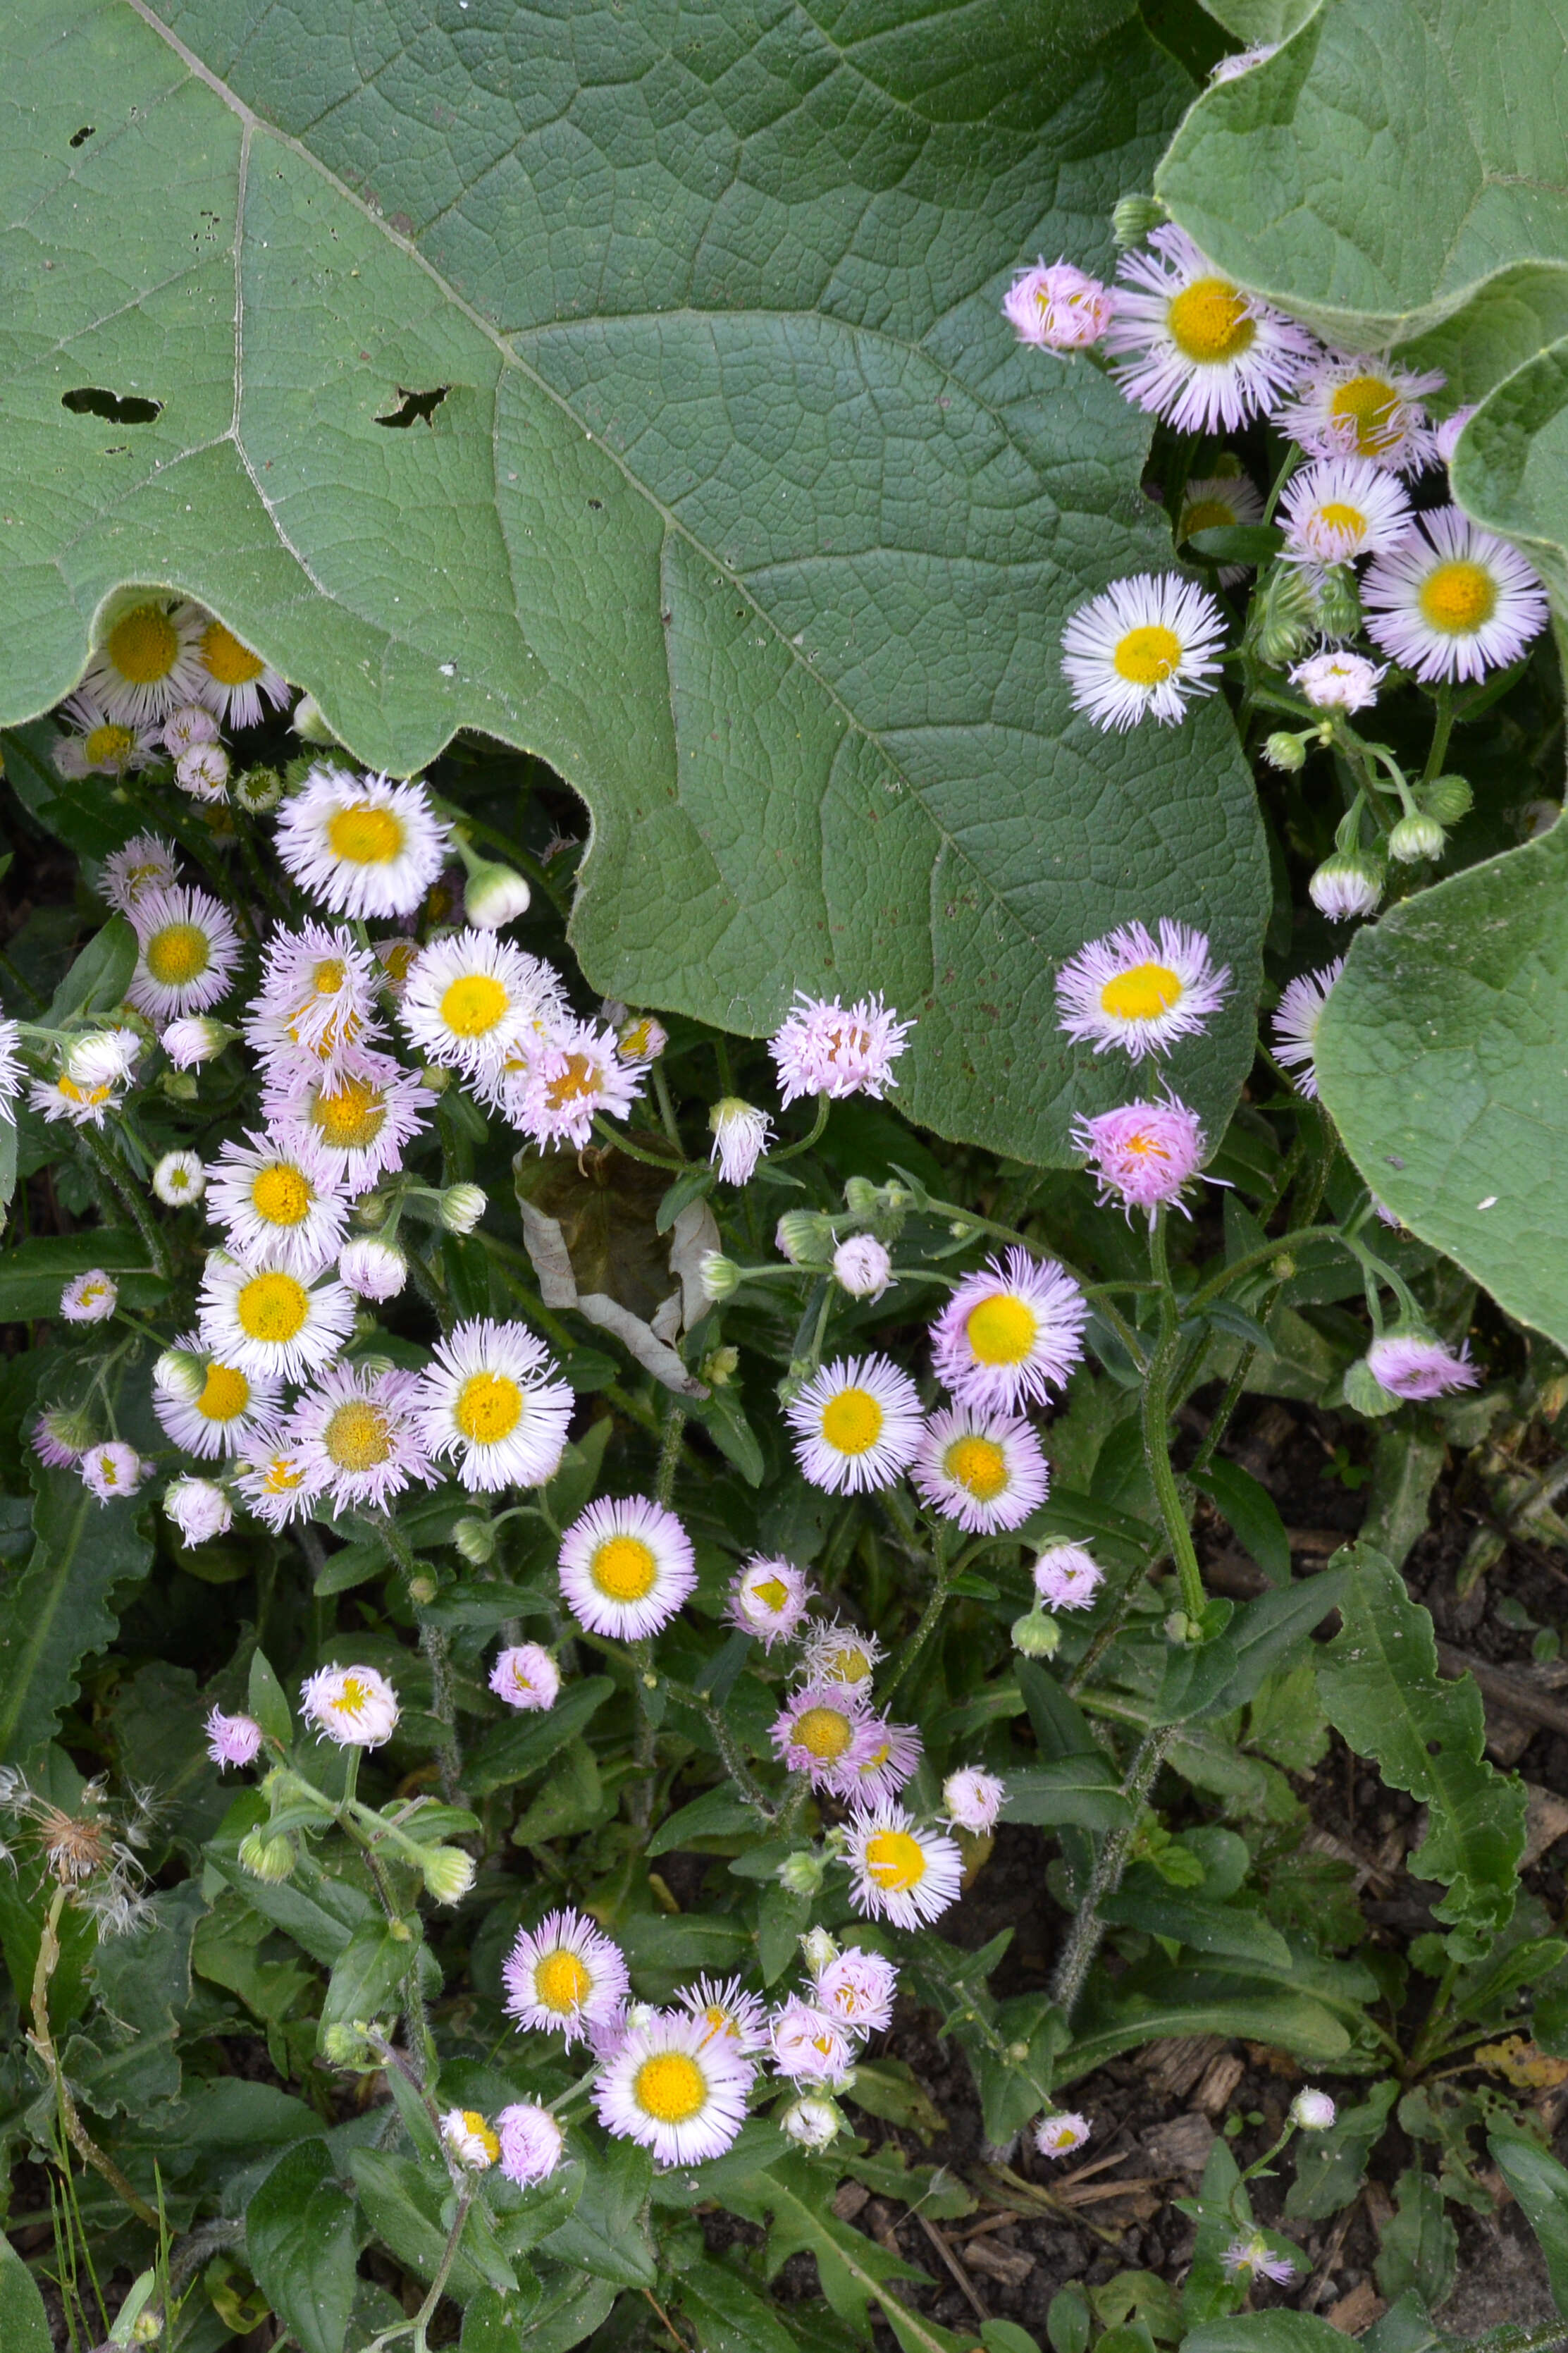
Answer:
[1011, 1607, 1061, 1659]
[779, 2096, 841, 2149]
[162, 1014, 235, 1068]
[615, 1011, 667, 1064]
[1112, 193, 1166, 246]
[453, 1517, 496, 1566]
[843, 1176, 879, 1217]
[1343, 1357, 1402, 1418]
[700, 1251, 743, 1303]
[700, 1344, 740, 1388]
[1163, 1610, 1203, 1647]
[164, 1476, 232, 1547]
[775, 1210, 836, 1268]
[464, 860, 531, 930]
[1388, 811, 1445, 864]
[161, 1069, 197, 1104]
[292, 692, 337, 745]
[801, 1925, 839, 1974]
[777, 1849, 825, 1898]
[1309, 849, 1383, 923]
[338, 1238, 408, 1301]
[408, 1575, 438, 1606]
[1421, 775, 1473, 825]
[238, 1829, 296, 1884]
[833, 1235, 891, 1300]
[176, 743, 230, 801]
[438, 1183, 486, 1235]
[709, 1098, 772, 1184]
[235, 765, 284, 814]
[1250, 563, 1319, 665]
[130, 2313, 163, 2345]
[320, 2020, 374, 2065]
[1311, 564, 1362, 641]
[1263, 731, 1306, 773]
[1292, 2088, 1337, 2131]
[421, 1846, 477, 1905]
[154, 1348, 206, 1402]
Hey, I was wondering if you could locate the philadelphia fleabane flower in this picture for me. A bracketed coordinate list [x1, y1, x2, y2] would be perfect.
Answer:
[245, 923, 384, 1074]
[677, 1974, 770, 2058]
[101, 832, 180, 919]
[32, 1405, 97, 1470]
[770, 992, 913, 1105]
[1279, 455, 1412, 567]
[163, 701, 218, 758]
[1056, 919, 1229, 1059]
[1061, 574, 1226, 731]
[784, 1354, 922, 1494]
[163, 1016, 233, 1069]
[770, 1998, 855, 2085]
[943, 1767, 1005, 1835]
[154, 1344, 284, 1462]
[490, 1643, 560, 1712]
[1290, 649, 1385, 713]
[266, 1057, 431, 1191]
[930, 1247, 1087, 1413]
[441, 2111, 500, 2170]
[1365, 1329, 1478, 1400]
[285, 1363, 433, 1513]
[519, 1019, 644, 1148]
[1221, 2235, 1297, 2286]
[1178, 468, 1263, 584]
[1275, 351, 1445, 473]
[769, 1686, 878, 1795]
[52, 691, 159, 779]
[843, 1803, 963, 1930]
[846, 1717, 924, 1807]
[153, 1149, 206, 1206]
[557, 1496, 696, 1638]
[1033, 1541, 1104, 1609]
[275, 766, 450, 919]
[197, 1252, 356, 1383]
[594, 2008, 752, 2167]
[128, 885, 242, 1019]
[1001, 258, 1113, 351]
[709, 1098, 772, 1184]
[81, 598, 206, 726]
[1036, 2112, 1092, 2158]
[1104, 225, 1315, 432]
[80, 1442, 145, 1503]
[164, 1476, 233, 1547]
[1272, 959, 1345, 1101]
[913, 1405, 1048, 1533]
[815, 1946, 898, 2034]
[187, 610, 290, 730]
[300, 1664, 400, 1747]
[234, 1444, 312, 1531]
[1362, 507, 1548, 684]
[175, 743, 230, 804]
[60, 1270, 118, 1325]
[1074, 1093, 1207, 1219]
[498, 2104, 564, 2185]
[30, 1069, 122, 1129]
[798, 1621, 882, 1690]
[505, 1907, 629, 2047]
[204, 1707, 264, 1768]
[400, 929, 567, 1078]
[338, 1239, 409, 1301]
[725, 1554, 814, 1647]
[415, 1318, 574, 1492]
[206, 1135, 351, 1276]
[833, 1236, 891, 1300]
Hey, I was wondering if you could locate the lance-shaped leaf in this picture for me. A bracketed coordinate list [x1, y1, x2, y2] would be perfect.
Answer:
[1, 0, 1271, 1167]
[0, 1461, 153, 1763]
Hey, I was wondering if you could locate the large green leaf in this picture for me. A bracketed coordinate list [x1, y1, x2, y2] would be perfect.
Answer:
[0, 2236, 51, 2353]
[0, 0, 1271, 1167]
[1315, 822, 1568, 1351]
[0, 1461, 152, 1762]
[247, 2140, 361, 2353]
[1489, 2129, 1568, 2316]
[1451, 338, 1568, 607]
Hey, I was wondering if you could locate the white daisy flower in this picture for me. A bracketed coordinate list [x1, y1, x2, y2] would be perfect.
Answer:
[913, 1404, 1049, 1533]
[416, 1317, 574, 1493]
[498, 2104, 564, 2186]
[400, 929, 568, 1078]
[185, 609, 291, 730]
[59, 1270, 118, 1326]
[52, 691, 160, 779]
[197, 1251, 356, 1384]
[930, 1247, 1088, 1414]
[300, 1663, 400, 1748]
[274, 765, 450, 919]
[80, 598, 206, 726]
[266, 1056, 431, 1191]
[1177, 468, 1264, 584]
[843, 1803, 963, 1930]
[724, 1555, 814, 1648]
[165, 1477, 233, 1547]
[1061, 573, 1226, 731]
[1036, 2111, 1091, 2158]
[440, 2109, 500, 2170]
[784, 1353, 923, 1494]
[557, 1495, 696, 1639]
[593, 2008, 752, 2168]
[504, 1907, 630, 2047]
[943, 1767, 1006, 1835]
[518, 1019, 646, 1150]
[338, 1239, 409, 1301]
[127, 885, 242, 1021]
[205, 1134, 351, 1276]
[152, 1149, 206, 1205]
[1362, 506, 1548, 684]
[244, 923, 385, 1076]
[1278, 455, 1412, 567]
[101, 833, 180, 919]
[1289, 649, 1386, 713]
[709, 1098, 773, 1184]
[677, 1974, 770, 2058]
[770, 1997, 855, 2085]
[1104, 224, 1316, 433]
[489, 1642, 560, 1712]
[234, 1443, 313, 1531]
[1274, 352, 1445, 474]
[163, 702, 219, 758]
[154, 1339, 284, 1461]
[1271, 959, 1345, 1102]
[846, 1717, 924, 1806]
[29, 1070, 122, 1129]
[814, 1946, 898, 2035]
[1055, 919, 1230, 1060]
[80, 1442, 145, 1503]
[797, 1621, 882, 1690]
[285, 1363, 433, 1515]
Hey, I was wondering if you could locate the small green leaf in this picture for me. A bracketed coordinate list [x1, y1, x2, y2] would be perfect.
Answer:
[44, 914, 137, 1025]
[538, 2136, 655, 2289]
[844, 2058, 945, 2144]
[1000, 1757, 1135, 1832]
[657, 1165, 716, 1236]
[350, 2148, 514, 2301]
[1183, 2320, 1359, 2353]
[1046, 2287, 1092, 2353]
[1098, 1880, 1293, 1971]
[1374, 2168, 1457, 2311]
[1488, 2130, 1568, 2314]
[0, 2233, 51, 2353]
[678, 2257, 801, 2353]
[1192, 1458, 1290, 1585]
[247, 2141, 359, 2353]
[1186, 524, 1285, 565]
[319, 1918, 419, 2034]
[247, 1649, 293, 1747]
[466, 1676, 615, 1798]
[1285, 2079, 1398, 2224]
[649, 1786, 760, 1857]
[0, 1457, 153, 1762]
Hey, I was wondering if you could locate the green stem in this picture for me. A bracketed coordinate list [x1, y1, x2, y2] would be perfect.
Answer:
[772, 1091, 829, 1162]
[879, 1524, 951, 1710]
[419, 1621, 464, 1805]
[591, 1115, 681, 1170]
[1143, 1214, 1204, 1624]
[1423, 680, 1455, 785]
[78, 1127, 170, 1279]
[1049, 1725, 1173, 2022]
[655, 1399, 687, 1511]
[1184, 1224, 1341, 1318]
[650, 1059, 683, 1155]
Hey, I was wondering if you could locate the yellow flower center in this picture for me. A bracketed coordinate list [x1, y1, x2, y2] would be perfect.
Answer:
[822, 1645, 872, 1684]
[1419, 558, 1496, 635]
[197, 1363, 250, 1423]
[331, 1675, 371, 1714]
[58, 1074, 112, 1106]
[1100, 962, 1183, 1023]
[84, 723, 136, 768]
[327, 806, 405, 866]
[1328, 374, 1400, 455]
[864, 1829, 927, 1891]
[200, 619, 266, 687]
[312, 1076, 388, 1149]
[1180, 497, 1235, 537]
[964, 1294, 1037, 1367]
[144, 923, 211, 986]
[235, 1271, 309, 1344]
[250, 1163, 314, 1227]
[591, 1534, 658, 1602]
[261, 1454, 307, 1494]
[634, 2051, 707, 2124]
[105, 604, 179, 685]
[323, 1399, 393, 1471]
[440, 973, 509, 1038]
[535, 1949, 591, 2013]
[122, 859, 164, 901]
[545, 1052, 598, 1106]
[311, 957, 347, 997]
[1166, 278, 1255, 364]
[793, 1704, 855, 1761]
[820, 1387, 883, 1456]
[454, 1371, 522, 1444]
[751, 1575, 790, 1614]
[1315, 500, 1367, 539]
[79, 1281, 109, 1305]
[381, 940, 418, 985]
[1112, 625, 1183, 687]
[457, 2111, 500, 2163]
[943, 1434, 1009, 1501]
[1123, 1128, 1166, 1158]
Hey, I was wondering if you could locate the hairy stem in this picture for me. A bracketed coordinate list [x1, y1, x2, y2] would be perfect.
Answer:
[30, 1887, 159, 2228]
[1049, 1726, 1173, 2022]
[1142, 1216, 1204, 1625]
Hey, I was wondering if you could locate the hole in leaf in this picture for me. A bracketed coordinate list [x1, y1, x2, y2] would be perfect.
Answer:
[587, 498, 603, 510]
[376, 386, 450, 429]
[69, 125, 96, 148]
[1426, 1739, 1443, 1755]
[61, 387, 163, 424]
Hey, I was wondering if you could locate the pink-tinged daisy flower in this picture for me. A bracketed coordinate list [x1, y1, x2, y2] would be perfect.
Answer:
[1105, 225, 1316, 433]
[1056, 919, 1230, 1061]
[797, 1622, 882, 1691]
[843, 1803, 963, 1930]
[234, 1444, 313, 1532]
[285, 1363, 434, 1515]
[163, 701, 219, 758]
[1436, 404, 1479, 464]
[1272, 959, 1345, 1102]
[175, 742, 230, 803]
[197, 1253, 356, 1385]
[1279, 455, 1413, 567]
[519, 1019, 645, 1149]
[1289, 649, 1385, 713]
[205, 1134, 351, 1277]
[490, 1643, 560, 1712]
[101, 833, 180, 919]
[163, 1475, 233, 1547]
[274, 766, 450, 920]
[400, 929, 569, 1078]
[677, 1974, 770, 2058]
[770, 1998, 855, 2085]
[942, 1767, 1006, 1836]
[913, 1405, 1049, 1534]
[245, 923, 385, 1076]
[440, 2108, 500, 2170]
[1178, 468, 1264, 586]
[769, 1685, 879, 1796]
[1032, 1541, 1104, 1611]
[162, 1016, 233, 1068]
[833, 1235, 891, 1300]
[338, 1239, 409, 1301]
[725, 1555, 814, 1647]
[60, 1270, 118, 1325]
[204, 1707, 264, 1769]
[80, 1443, 145, 1503]
[1073, 1095, 1206, 1219]
[29, 1068, 123, 1130]
[1275, 352, 1444, 474]
[301, 1664, 400, 1747]
[594, 2007, 753, 2168]
[186, 610, 291, 730]
[1221, 2234, 1297, 2285]
[416, 1317, 574, 1493]
[1035, 2111, 1091, 2158]
[814, 1946, 898, 2035]
[769, 992, 913, 1107]
[1292, 2088, 1338, 2130]
[1209, 39, 1278, 80]
[558, 1496, 696, 1640]
[846, 1717, 924, 1807]
[709, 1098, 772, 1184]
[269, 1057, 432, 1193]
[930, 1247, 1087, 1414]
[1001, 258, 1113, 351]
[505, 1908, 630, 2047]
[81, 598, 206, 727]
[497, 2103, 564, 2185]
[1362, 506, 1548, 684]
[1365, 1329, 1478, 1400]
[1309, 849, 1383, 922]
[32, 1405, 97, 1470]
[52, 690, 160, 780]
[784, 1354, 923, 1494]
[1061, 573, 1226, 731]
[155, 1338, 284, 1462]
[127, 885, 242, 1021]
